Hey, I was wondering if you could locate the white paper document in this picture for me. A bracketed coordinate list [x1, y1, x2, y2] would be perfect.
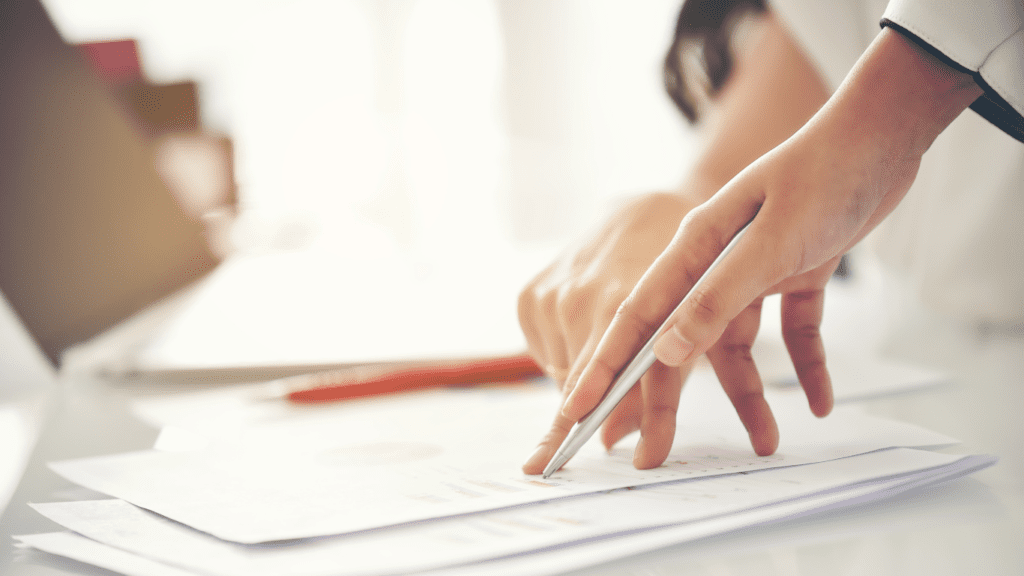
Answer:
[50, 379, 955, 544]
[21, 450, 995, 576]
[16, 532, 196, 576]
[426, 451, 997, 576]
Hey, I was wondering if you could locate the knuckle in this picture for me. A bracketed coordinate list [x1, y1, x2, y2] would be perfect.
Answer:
[775, 251, 805, 285]
[786, 289, 819, 304]
[590, 355, 619, 384]
[541, 423, 571, 444]
[796, 357, 828, 375]
[680, 207, 728, 252]
[680, 266, 703, 293]
[598, 276, 626, 304]
[517, 285, 540, 321]
[685, 286, 722, 326]
[754, 226, 805, 282]
[787, 323, 822, 341]
[746, 298, 764, 315]
[731, 389, 767, 413]
[554, 283, 591, 326]
[646, 404, 678, 426]
[613, 300, 659, 343]
[538, 289, 559, 319]
[716, 340, 755, 363]
[546, 366, 570, 384]
[679, 204, 712, 232]
[516, 285, 531, 308]
[599, 296, 626, 325]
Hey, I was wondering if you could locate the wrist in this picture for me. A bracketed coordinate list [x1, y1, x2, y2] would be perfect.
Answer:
[825, 27, 982, 161]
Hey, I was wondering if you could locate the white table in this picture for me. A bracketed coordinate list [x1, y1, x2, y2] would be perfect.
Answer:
[2, 286, 1021, 575]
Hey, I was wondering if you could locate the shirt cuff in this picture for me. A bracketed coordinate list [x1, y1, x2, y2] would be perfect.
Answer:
[881, 0, 1024, 143]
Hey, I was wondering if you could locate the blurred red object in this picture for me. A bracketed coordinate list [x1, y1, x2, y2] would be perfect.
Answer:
[77, 38, 141, 83]
[285, 354, 545, 404]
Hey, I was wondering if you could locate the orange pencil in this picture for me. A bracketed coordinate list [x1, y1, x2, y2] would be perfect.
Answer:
[278, 354, 544, 404]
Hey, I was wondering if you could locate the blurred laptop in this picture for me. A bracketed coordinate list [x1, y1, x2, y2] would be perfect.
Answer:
[0, 0, 219, 366]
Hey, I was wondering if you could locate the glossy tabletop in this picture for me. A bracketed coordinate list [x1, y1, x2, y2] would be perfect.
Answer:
[1, 315, 1021, 576]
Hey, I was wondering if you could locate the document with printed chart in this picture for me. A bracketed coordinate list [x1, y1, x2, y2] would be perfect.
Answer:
[21, 449, 995, 576]
[50, 374, 954, 544]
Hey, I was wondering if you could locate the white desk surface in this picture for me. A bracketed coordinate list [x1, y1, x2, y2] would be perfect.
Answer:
[1, 283, 1021, 576]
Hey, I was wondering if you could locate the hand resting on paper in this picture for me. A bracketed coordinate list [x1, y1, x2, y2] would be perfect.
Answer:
[522, 17, 982, 475]
[521, 10, 832, 474]
[518, 192, 699, 471]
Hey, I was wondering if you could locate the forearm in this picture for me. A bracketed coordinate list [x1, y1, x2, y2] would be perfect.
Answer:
[594, 10, 831, 302]
[778, 26, 985, 250]
[676, 19, 982, 241]
[680, 10, 830, 204]
[821, 27, 982, 165]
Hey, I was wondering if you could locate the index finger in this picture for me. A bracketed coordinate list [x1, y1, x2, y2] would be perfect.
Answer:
[522, 407, 578, 475]
[561, 197, 759, 422]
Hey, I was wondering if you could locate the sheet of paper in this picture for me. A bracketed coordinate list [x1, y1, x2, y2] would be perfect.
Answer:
[15, 532, 196, 576]
[426, 453, 997, 576]
[28, 449, 979, 576]
[0, 404, 31, 514]
[20, 451, 995, 576]
[50, 377, 955, 544]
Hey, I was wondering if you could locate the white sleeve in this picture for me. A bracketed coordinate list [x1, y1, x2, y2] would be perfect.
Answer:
[882, 0, 1024, 142]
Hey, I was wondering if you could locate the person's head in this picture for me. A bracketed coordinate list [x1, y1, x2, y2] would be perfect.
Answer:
[663, 0, 766, 123]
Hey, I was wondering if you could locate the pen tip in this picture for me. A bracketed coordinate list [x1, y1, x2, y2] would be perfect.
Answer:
[541, 456, 561, 479]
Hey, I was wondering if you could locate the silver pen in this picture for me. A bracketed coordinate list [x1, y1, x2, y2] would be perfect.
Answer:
[542, 222, 751, 478]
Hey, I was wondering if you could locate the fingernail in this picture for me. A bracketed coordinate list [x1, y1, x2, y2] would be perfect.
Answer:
[653, 327, 694, 366]
[632, 437, 646, 468]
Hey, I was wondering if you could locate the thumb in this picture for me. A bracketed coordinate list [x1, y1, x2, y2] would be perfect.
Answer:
[651, 197, 790, 367]
[561, 193, 766, 421]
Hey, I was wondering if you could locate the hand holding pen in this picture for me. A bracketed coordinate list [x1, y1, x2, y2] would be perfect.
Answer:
[523, 26, 982, 476]
[522, 178, 842, 477]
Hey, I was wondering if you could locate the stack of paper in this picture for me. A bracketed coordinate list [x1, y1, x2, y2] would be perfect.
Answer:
[15, 372, 994, 576]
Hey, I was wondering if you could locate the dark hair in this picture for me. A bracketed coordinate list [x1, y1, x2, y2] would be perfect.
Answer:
[663, 0, 767, 123]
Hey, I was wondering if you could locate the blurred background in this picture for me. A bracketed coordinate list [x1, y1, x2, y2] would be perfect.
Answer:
[43, 0, 697, 258]
[3, 4, 1021, 568]
[0, 0, 701, 511]
[0, 0, 704, 373]
[0, 0, 702, 514]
